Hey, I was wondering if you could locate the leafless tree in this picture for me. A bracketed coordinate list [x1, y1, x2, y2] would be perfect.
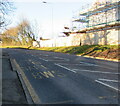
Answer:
[0, 0, 14, 28]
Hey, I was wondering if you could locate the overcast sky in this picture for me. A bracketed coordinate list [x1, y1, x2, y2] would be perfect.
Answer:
[9, 0, 94, 39]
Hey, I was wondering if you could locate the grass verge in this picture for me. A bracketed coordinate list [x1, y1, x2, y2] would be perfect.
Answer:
[1, 45, 119, 60]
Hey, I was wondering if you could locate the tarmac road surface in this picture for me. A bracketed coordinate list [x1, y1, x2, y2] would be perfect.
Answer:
[3, 48, 119, 104]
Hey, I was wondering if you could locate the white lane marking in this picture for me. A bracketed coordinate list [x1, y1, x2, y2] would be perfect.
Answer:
[95, 80, 120, 91]
[80, 62, 99, 66]
[98, 78, 118, 83]
[73, 69, 120, 75]
[57, 63, 99, 66]
[55, 63, 76, 73]
[56, 63, 78, 65]
[54, 57, 69, 61]
[47, 59, 69, 62]
[39, 58, 48, 62]
[80, 61, 116, 70]
[54, 57, 62, 59]
[43, 55, 49, 56]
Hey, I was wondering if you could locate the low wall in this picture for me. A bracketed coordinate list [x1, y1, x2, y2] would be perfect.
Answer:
[39, 34, 82, 47]
[39, 27, 119, 47]
[80, 28, 119, 45]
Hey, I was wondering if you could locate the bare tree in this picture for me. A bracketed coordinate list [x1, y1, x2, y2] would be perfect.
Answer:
[1, 19, 36, 46]
[0, 0, 14, 28]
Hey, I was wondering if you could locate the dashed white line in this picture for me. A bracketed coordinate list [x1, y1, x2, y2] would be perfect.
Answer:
[54, 57, 69, 61]
[80, 62, 99, 66]
[43, 55, 49, 56]
[48, 59, 69, 62]
[73, 69, 120, 75]
[98, 78, 118, 83]
[55, 63, 76, 73]
[57, 63, 99, 66]
[39, 58, 48, 62]
[95, 80, 120, 91]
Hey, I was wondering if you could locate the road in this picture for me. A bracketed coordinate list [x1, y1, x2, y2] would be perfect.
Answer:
[3, 48, 119, 104]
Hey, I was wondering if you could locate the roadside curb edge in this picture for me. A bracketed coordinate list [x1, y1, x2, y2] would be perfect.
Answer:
[77, 55, 119, 62]
[9, 58, 41, 104]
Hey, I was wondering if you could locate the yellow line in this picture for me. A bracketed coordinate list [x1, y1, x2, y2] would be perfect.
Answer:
[77, 55, 119, 62]
[41, 65, 47, 69]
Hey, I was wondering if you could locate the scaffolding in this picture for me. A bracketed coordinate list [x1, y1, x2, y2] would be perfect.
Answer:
[72, 0, 120, 31]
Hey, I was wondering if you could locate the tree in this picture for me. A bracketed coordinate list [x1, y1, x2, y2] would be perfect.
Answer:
[1, 18, 37, 46]
[1, 19, 36, 46]
[17, 19, 35, 46]
[1, 26, 20, 45]
[0, 0, 14, 28]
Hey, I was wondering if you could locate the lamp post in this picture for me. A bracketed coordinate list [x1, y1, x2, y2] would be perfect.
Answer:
[42, 1, 54, 38]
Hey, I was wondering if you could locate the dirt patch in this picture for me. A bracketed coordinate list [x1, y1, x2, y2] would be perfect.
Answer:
[83, 48, 119, 60]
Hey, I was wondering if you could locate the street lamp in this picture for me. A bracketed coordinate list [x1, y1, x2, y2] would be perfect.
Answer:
[42, 1, 54, 38]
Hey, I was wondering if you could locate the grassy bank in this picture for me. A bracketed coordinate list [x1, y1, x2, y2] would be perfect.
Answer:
[30, 45, 119, 60]
[1, 45, 119, 60]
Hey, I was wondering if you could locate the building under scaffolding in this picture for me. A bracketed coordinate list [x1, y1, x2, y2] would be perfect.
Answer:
[63, 0, 120, 45]
[72, 0, 120, 32]
[39, 0, 120, 47]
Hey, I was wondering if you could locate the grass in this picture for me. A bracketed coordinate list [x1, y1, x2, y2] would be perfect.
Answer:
[0, 45, 31, 49]
[29, 45, 119, 55]
[1, 45, 119, 56]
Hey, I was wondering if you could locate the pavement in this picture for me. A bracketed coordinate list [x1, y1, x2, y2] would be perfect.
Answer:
[1, 48, 120, 105]
[1, 50, 27, 105]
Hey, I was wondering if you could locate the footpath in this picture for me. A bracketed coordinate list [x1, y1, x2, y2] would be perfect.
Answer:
[1, 51, 27, 105]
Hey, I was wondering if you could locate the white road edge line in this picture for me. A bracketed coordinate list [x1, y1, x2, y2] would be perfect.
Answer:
[55, 63, 76, 73]
[95, 80, 120, 92]
[98, 78, 118, 82]
[73, 69, 120, 75]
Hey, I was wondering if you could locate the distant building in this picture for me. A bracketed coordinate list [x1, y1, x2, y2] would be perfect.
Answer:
[73, 0, 120, 30]
[68, 0, 120, 45]
[38, 0, 120, 47]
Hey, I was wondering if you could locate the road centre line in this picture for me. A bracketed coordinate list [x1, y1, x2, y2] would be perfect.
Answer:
[73, 69, 120, 75]
[95, 80, 120, 92]
[98, 78, 118, 83]
[55, 63, 76, 73]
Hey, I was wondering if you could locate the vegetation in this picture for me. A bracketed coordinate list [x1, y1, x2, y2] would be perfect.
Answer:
[29, 45, 118, 54]
[29, 45, 119, 60]
[1, 45, 119, 60]
[0, 0, 14, 28]
[1, 19, 36, 47]
[0, 1, 36, 47]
